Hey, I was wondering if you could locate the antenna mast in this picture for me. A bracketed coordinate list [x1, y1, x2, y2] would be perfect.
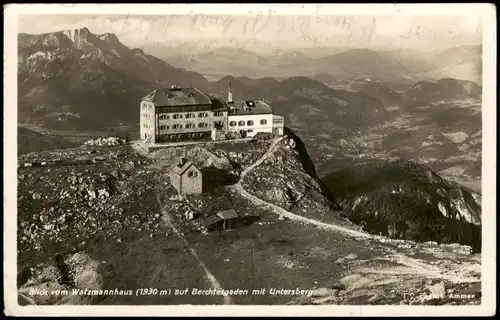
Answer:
[228, 81, 233, 103]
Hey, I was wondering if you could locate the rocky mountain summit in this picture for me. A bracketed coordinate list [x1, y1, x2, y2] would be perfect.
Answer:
[18, 28, 209, 130]
[242, 132, 341, 214]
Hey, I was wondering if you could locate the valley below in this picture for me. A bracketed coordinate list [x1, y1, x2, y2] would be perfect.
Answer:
[298, 99, 482, 192]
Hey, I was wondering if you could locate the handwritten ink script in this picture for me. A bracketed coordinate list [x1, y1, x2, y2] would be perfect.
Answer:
[106, 10, 480, 51]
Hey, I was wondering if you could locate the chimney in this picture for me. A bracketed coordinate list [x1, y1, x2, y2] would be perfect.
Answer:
[228, 82, 233, 103]
[179, 157, 187, 166]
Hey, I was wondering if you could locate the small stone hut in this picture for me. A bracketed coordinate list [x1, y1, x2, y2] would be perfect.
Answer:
[169, 158, 202, 195]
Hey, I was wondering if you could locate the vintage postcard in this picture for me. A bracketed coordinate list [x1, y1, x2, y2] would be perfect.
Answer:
[3, 3, 496, 317]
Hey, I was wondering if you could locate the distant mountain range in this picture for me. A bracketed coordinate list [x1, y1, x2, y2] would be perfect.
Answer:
[416, 45, 482, 84]
[401, 78, 482, 109]
[16, 28, 391, 131]
[163, 47, 418, 83]
[208, 75, 390, 130]
[17, 27, 482, 185]
[161, 45, 482, 84]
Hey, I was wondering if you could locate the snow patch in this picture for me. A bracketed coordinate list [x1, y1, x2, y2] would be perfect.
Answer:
[437, 188, 446, 197]
[471, 130, 482, 138]
[422, 140, 443, 147]
[111, 49, 121, 58]
[438, 202, 448, 217]
[442, 132, 469, 144]
[471, 192, 482, 206]
[352, 196, 367, 210]
[451, 197, 476, 225]
[27, 51, 52, 61]
[63, 29, 81, 43]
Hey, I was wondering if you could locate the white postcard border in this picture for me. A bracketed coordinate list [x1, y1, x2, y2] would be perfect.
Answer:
[3, 3, 496, 317]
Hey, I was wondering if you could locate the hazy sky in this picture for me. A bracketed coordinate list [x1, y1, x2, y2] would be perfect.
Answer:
[18, 11, 482, 52]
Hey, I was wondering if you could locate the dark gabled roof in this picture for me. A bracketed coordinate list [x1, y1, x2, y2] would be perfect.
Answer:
[142, 87, 213, 107]
[200, 209, 239, 227]
[227, 100, 273, 116]
[200, 214, 223, 227]
[216, 209, 239, 220]
[171, 160, 197, 176]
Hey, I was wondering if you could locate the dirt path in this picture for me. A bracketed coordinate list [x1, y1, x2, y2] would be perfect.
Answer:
[156, 195, 233, 305]
[229, 136, 372, 240]
[239, 137, 286, 179]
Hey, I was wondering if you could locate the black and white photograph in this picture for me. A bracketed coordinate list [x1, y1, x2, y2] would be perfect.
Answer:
[3, 3, 496, 317]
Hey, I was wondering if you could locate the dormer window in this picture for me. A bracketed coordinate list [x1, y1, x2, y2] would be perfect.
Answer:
[167, 93, 174, 98]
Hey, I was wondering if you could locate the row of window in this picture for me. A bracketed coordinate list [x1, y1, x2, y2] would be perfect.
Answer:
[229, 119, 267, 127]
[273, 119, 284, 124]
[143, 124, 152, 129]
[156, 112, 224, 120]
[159, 122, 209, 130]
[142, 113, 152, 119]
[162, 112, 206, 120]
[164, 132, 207, 140]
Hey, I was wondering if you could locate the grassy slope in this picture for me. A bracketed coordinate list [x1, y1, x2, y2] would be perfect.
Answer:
[18, 127, 80, 155]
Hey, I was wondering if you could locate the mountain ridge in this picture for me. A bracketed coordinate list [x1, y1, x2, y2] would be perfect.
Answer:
[18, 28, 210, 130]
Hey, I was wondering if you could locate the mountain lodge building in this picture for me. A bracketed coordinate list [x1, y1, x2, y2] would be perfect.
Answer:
[140, 84, 284, 143]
